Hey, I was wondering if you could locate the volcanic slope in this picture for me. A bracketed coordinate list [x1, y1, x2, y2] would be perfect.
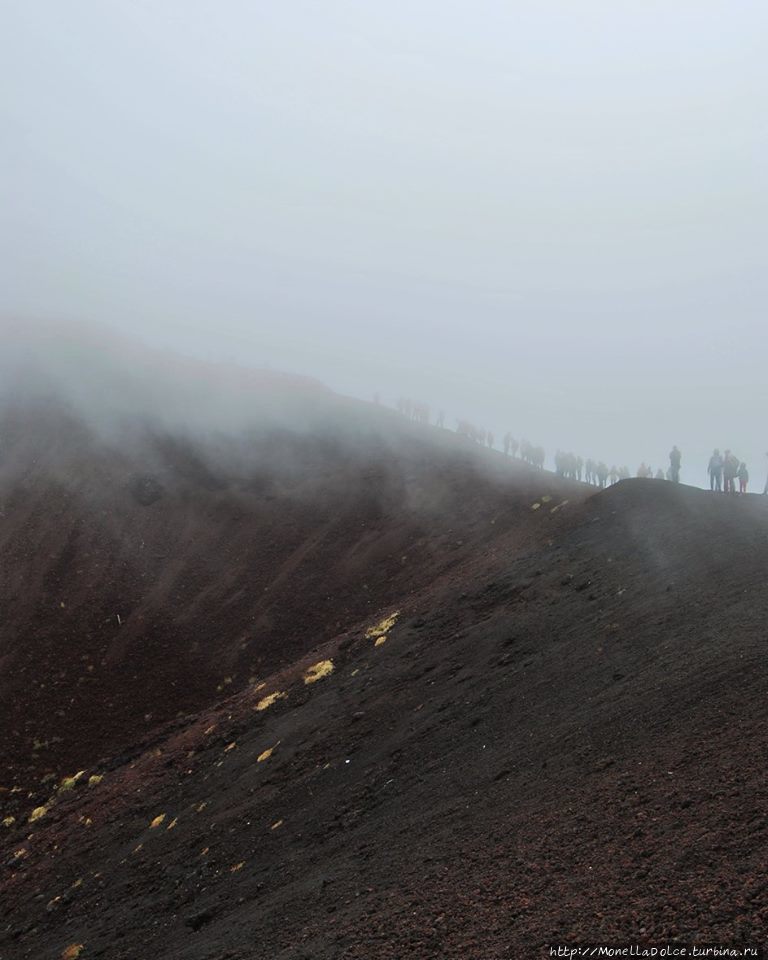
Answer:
[0, 387, 584, 798]
[2, 478, 768, 958]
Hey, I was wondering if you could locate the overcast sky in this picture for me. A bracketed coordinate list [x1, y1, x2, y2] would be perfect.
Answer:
[2, 1, 766, 483]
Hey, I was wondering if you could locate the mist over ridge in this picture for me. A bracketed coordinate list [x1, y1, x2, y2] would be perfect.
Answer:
[4, 2, 767, 486]
[2, 5, 768, 953]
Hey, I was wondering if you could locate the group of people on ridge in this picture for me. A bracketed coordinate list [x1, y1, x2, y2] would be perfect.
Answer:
[707, 450, 749, 494]
[394, 398, 765, 495]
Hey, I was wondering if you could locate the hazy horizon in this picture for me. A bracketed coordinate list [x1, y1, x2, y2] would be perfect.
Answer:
[3, 2, 766, 485]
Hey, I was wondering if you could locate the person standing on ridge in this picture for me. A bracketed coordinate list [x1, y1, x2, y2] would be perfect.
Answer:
[708, 449, 723, 492]
[669, 445, 682, 483]
[723, 450, 739, 494]
[737, 461, 749, 494]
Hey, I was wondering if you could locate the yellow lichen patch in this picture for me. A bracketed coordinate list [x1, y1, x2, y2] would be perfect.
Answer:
[166, 817, 178, 831]
[303, 660, 334, 685]
[365, 611, 400, 642]
[59, 771, 85, 792]
[230, 861, 245, 873]
[61, 945, 84, 960]
[224, 742, 237, 752]
[271, 819, 284, 830]
[374, 635, 387, 647]
[87, 775, 103, 787]
[2, 816, 15, 827]
[149, 814, 166, 829]
[255, 691, 286, 712]
[204, 724, 217, 736]
[196, 801, 208, 813]
[12, 848, 27, 861]
[257, 746, 275, 763]
[531, 502, 541, 511]
[29, 805, 48, 823]
[72, 878, 83, 889]
[541, 495, 552, 503]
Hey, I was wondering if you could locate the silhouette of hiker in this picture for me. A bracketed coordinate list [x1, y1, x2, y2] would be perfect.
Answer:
[708, 449, 723, 492]
[669, 446, 681, 483]
[723, 450, 739, 494]
[738, 461, 749, 494]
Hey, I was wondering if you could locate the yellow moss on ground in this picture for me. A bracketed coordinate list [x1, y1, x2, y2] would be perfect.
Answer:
[59, 771, 85, 792]
[257, 746, 275, 763]
[367, 611, 401, 647]
[365, 611, 400, 640]
[29, 805, 48, 823]
[255, 691, 286, 711]
[149, 813, 166, 829]
[303, 660, 333, 684]
[61, 946, 84, 960]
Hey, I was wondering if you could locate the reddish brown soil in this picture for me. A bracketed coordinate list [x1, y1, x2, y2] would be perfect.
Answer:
[0, 390, 582, 798]
[1, 388, 767, 958]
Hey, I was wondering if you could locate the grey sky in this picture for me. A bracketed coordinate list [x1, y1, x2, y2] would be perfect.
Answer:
[2, 1, 766, 483]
